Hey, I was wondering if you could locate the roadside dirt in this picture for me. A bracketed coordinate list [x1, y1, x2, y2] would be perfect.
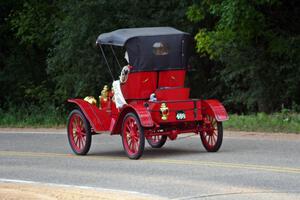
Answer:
[0, 182, 159, 200]
[0, 128, 65, 134]
[224, 130, 300, 141]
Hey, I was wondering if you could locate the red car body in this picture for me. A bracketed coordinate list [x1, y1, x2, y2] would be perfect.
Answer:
[67, 27, 229, 159]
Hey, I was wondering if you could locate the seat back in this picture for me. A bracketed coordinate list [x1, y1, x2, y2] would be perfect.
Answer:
[157, 70, 186, 88]
[121, 72, 157, 100]
[121, 69, 188, 100]
[155, 69, 189, 100]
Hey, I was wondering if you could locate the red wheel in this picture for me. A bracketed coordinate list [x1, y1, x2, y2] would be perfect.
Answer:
[200, 114, 223, 152]
[121, 113, 145, 159]
[147, 135, 167, 148]
[67, 109, 91, 155]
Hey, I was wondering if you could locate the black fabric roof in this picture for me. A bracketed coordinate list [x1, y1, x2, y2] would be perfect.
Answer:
[96, 27, 189, 46]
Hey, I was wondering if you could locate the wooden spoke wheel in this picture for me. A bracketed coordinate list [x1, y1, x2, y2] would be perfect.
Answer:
[121, 113, 145, 159]
[67, 109, 92, 155]
[147, 135, 167, 148]
[200, 114, 223, 152]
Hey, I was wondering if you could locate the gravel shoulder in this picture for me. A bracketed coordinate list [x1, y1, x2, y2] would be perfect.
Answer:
[0, 128, 66, 134]
[224, 130, 300, 141]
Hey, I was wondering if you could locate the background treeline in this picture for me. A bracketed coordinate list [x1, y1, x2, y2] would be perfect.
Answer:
[0, 0, 299, 120]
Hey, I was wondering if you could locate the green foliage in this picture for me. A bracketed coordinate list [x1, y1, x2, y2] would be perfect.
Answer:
[10, 1, 57, 47]
[1, 0, 195, 124]
[187, 4, 205, 22]
[0, 0, 56, 108]
[188, 0, 300, 113]
[47, 0, 193, 103]
[1, 0, 300, 128]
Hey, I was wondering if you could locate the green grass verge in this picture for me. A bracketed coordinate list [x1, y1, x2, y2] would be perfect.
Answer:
[224, 112, 300, 133]
[0, 105, 65, 128]
[1, 105, 300, 133]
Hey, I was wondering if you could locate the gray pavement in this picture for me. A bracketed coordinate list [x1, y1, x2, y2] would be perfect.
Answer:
[0, 130, 300, 199]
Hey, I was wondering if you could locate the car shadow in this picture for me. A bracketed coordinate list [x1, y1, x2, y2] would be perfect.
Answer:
[143, 147, 205, 158]
[87, 147, 205, 159]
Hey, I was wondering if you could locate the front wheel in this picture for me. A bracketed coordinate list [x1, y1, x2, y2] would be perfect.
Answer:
[121, 113, 145, 159]
[200, 114, 223, 152]
[67, 109, 92, 155]
[147, 135, 167, 148]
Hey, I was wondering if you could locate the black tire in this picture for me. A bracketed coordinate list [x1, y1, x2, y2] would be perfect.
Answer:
[121, 112, 145, 159]
[67, 109, 92, 155]
[200, 115, 223, 152]
[147, 135, 167, 148]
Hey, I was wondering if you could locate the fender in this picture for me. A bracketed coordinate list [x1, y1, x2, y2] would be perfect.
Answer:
[68, 99, 111, 132]
[201, 99, 229, 122]
[111, 104, 154, 135]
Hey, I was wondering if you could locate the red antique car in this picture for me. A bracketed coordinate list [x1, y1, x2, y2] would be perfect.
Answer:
[67, 27, 229, 159]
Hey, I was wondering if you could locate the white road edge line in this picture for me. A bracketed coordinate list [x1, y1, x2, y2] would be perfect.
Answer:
[0, 178, 166, 199]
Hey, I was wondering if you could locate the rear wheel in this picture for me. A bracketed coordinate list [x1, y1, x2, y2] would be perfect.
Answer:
[147, 135, 167, 148]
[67, 109, 92, 155]
[200, 114, 223, 152]
[121, 113, 145, 159]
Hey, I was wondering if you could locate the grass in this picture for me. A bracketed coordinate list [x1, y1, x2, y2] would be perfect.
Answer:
[224, 112, 300, 134]
[1, 105, 300, 133]
[0, 105, 65, 128]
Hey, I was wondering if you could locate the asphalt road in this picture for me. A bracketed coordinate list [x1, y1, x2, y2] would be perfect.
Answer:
[0, 130, 300, 199]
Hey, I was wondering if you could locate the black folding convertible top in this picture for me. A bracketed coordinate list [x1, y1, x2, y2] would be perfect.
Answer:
[96, 27, 192, 72]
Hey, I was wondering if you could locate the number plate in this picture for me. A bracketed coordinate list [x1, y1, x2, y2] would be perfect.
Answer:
[176, 111, 186, 120]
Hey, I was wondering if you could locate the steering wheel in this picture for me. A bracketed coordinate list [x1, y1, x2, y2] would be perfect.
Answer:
[120, 65, 130, 83]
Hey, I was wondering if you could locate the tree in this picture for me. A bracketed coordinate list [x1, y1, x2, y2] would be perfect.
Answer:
[47, 0, 194, 104]
[188, 0, 300, 113]
[2, 0, 196, 110]
[0, 0, 58, 107]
